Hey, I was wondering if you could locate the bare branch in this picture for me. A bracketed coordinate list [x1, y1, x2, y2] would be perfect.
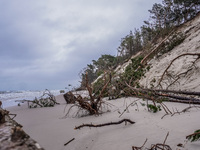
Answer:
[158, 53, 200, 87]
[74, 119, 135, 130]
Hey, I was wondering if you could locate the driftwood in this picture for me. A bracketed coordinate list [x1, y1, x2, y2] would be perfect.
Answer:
[16, 89, 59, 108]
[64, 138, 75, 146]
[74, 119, 135, 130]
[0, 107, 44, 150]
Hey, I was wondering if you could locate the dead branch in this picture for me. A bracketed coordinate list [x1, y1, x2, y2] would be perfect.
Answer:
[15, 100, 43, 108]
[85, 72, 94, 101]
[162, 106, 200, 119]
[166, 68, 193, 89]
[74, 119, 135, 130]
[158, 53, 200, 87]
[150, 144, 172, 150]
[163, 132, 169, 148]
[141, 29, 175, 66]
[8, 113, 17, 120]
[126, 82, 200, 105]
[132, 139, 148, 150]
[172, 106, 200, 116]
[64, 138, 75, 146]
[119, 99, 139, 118]
[64, 72, 112, 117]
[156, 93, 200, 102]
[150, 132, 172, 150]
[132, 132, 171, 150]
[96, 73, 111, 103]
[148, 89, 200, 97]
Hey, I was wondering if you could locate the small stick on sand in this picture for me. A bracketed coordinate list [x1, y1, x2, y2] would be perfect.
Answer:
[64, 138, 75, 146]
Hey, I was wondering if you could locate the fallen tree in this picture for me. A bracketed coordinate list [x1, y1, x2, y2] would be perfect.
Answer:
[64, 72, 112, 117]
[126, 83, 200, 105]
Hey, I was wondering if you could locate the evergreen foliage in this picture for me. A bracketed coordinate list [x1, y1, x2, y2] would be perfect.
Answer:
[187, 129, 200, 142]
[123, 56, 144, 84]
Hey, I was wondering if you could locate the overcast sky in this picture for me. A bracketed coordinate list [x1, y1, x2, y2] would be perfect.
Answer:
[0, 0, 161, 91]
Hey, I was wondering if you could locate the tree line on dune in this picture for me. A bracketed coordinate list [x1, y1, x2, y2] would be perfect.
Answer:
[79, 0, 200, 87]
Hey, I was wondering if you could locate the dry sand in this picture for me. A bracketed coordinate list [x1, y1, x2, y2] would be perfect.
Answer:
[7, 94, 200, 150]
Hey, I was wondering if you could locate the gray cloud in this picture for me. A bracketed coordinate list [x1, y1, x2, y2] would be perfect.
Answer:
[0, 0, 161, 90]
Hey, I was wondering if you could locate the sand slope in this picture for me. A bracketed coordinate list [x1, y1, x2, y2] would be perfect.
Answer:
[140, 13, 200, 91]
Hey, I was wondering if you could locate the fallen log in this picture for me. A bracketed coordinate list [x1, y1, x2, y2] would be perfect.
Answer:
[147, 89, 200, 97]
[157, 93, 200, 102]
[74, 119, 135, 130]
[126, 83, 200, 105]
[0, 107, 44, 150]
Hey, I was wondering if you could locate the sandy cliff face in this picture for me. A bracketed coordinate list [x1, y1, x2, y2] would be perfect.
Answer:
[139, 13, 200, 91]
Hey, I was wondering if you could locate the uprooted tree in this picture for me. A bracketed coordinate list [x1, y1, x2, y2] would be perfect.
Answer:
[64, 72, 112, 117]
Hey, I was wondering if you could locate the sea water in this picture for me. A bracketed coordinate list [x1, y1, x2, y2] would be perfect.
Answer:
[0, 90, 64, 108]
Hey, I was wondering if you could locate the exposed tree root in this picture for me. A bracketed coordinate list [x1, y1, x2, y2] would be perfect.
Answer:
[74, 119, 135, 130]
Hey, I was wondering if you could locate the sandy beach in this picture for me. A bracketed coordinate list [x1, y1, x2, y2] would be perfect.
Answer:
[7, 93, 200, 150]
